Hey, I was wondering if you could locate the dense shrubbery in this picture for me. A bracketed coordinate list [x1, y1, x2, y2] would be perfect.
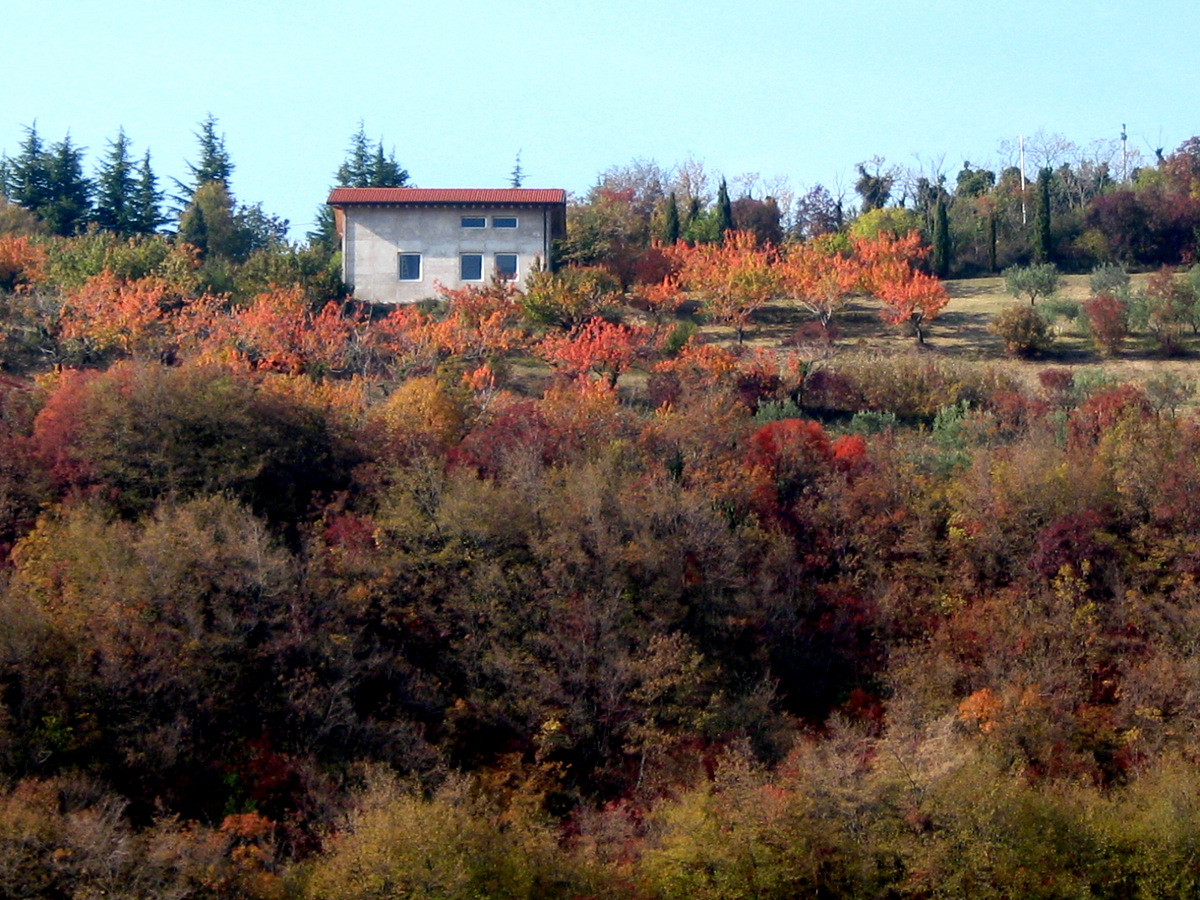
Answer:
[8, 225, 1200, 896]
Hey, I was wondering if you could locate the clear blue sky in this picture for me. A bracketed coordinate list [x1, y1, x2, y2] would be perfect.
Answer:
[3, 0, 1196, 239]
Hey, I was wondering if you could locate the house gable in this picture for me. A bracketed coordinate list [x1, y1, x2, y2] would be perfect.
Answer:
[327, 188, 567, 304]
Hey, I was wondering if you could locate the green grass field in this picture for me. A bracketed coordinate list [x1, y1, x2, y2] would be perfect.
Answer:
[717, 273, 1200, 395]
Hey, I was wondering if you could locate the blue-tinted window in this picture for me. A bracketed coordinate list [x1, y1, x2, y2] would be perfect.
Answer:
[461, 253, 483, 281]
[495, 253, 518, 280]
[493, 216, 518, 228]
[461, 216, 486, 228]
[398, 253, 421, 281]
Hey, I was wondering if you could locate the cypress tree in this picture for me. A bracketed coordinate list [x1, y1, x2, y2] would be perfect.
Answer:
[932, 195, 950, 277]
[1034, 167, 1052, 263]
[177, 197, 208, 257]
[717, 178, 733, 242]
[662, 191, 680, 244]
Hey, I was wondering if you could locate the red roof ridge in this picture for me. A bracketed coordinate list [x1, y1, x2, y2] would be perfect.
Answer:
[327, 187, 566, 205]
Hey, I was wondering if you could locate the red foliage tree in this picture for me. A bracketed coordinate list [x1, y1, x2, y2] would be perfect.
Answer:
[665, 229, 780, 342]
[855, 231, 949, 344]
[537, 316, 653, 386]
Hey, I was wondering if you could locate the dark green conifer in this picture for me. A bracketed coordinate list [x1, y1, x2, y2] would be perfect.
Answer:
[93, 128, 137, 234]
[717, 178, 733, 242]
[932, 195, 950, 277]
[1034, 167, 1052, 263]
[662, 191, 680, 244]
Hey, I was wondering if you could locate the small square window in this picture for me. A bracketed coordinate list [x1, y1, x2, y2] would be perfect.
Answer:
[495, 253, 518, 280]
[398, 252, 421, 281]
[461, 216, 486, 228]
[461, 253, 483, 281]
[493, 216, 518, 229]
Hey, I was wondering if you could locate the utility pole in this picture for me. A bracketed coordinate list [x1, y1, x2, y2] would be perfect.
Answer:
[1121, 123, 1128, 182]
[1019, 134, 1027, 225]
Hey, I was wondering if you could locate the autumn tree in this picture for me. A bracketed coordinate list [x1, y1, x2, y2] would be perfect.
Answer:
[537, 316, 653, 386]
[779, 238, 861, 331]
[666, 229, 780, 342]
[856, 231, 949, 344]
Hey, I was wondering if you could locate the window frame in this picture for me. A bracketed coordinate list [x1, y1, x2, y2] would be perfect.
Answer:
[492, 215, 518, 229]
[494, 252, 519, 281]
[460, 215, 486, 229]
[460, 252, 484, 282]
[398, 251, 422, 282]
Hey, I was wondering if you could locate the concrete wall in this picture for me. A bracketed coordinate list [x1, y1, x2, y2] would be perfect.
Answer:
[343, 204, 554, 303]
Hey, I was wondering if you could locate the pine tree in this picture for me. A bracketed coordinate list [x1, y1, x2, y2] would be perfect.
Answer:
[311, 124, 410, 250]
[41, 134, 93, 235]
[131, 151, 165, 235]
[7, 123, 53, 214]
[662, 191, 680, 244]
[335, 124, 373, 187]
[174, 114, 233, 212]
[368, 140, 408, 187]
[93, 128, 137, 234]
[187, 114, 233, 188]
[931, 195, 950, 278]
[510, 151, 524, 188]
[717, 178, 733, 243]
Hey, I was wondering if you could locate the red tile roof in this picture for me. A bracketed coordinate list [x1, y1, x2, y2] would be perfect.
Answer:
[327, 187, 566, 206]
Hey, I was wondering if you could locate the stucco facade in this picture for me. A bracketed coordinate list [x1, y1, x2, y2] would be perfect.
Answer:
[327, 188, 567, 304]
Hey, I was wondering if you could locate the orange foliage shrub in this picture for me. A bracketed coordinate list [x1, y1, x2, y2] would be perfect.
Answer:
[0, 235, 46, 292]
[537, 316, 654, 386]
[59, 270, 177, 358]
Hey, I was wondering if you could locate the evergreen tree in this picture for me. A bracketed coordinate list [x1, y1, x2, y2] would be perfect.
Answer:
[131, 150, 165, 235]
[1034, 167, 1053, 263]
[93, 128, 137, 234]
[311, 124, 410, 250]
[41, 133, 93, 235]
[931, 195, 950, 277]
[335, 123, 373, 188]
[7, 123, 53, 214]
[187, 113, 233, 189]
[174, 114, 233, 212]
[368, 140, 408, 187]
[716, 178, 733, 243]
[177, 197, 208, 257]
[662, 191, 680, 244]
[178, 181, 245, 261]
[510, 151, 524, 188]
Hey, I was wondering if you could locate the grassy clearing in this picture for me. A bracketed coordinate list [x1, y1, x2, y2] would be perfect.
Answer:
[717, 273, 1200, 396]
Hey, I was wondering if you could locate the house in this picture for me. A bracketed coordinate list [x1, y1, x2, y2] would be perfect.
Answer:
[327, 187, 568, 304]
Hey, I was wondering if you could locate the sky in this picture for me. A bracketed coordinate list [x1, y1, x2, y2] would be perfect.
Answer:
[3, 0, 1198, 240]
